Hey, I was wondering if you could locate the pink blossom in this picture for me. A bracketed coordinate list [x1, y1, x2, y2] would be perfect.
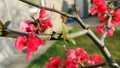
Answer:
[93, 0, 106, 6]
[38, 8, 53, 30]
[39, 8, 49, 18]
[87, 54, 102, 66]
[87, 60, 95, 66]
[46, 57, 61, 68]
[39, 17, 52, 30]
[95, 24, 115, 36]
[20, 20, 36, 33]
[90, 0, 107, 15]
[15, 36, 27, 50]
[67, 49, 77, 61]
[67, 48, 89, 63]
[75, 48, 89, 63]
[98, 13, 108, 23]
[90, 7, 98, 15]
[111, 20, 120, 26]
[26, 33, 44, 60]
[107, 26, 115, 36]
[95, 24, 105, 35]
[112, 9, 120, 22]
[63, 59, 78, 68]
[15, 32, 44, 61]
[111, 9, 120, 26]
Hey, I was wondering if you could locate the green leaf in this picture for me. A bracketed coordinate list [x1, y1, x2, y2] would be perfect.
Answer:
[66, 38, 76, 45]
[62, 23, 68, 34]
[64, 13, 68, 17]
[63, 40, 68, 44]
[4, 21, 11, 28]
[0, 31, 3, 36]
[54, 34, 60, 39]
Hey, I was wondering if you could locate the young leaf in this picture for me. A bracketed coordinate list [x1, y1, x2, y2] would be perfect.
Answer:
[63, 40, 68, 44]
[66, 38, 76, 45]
[4, 21, 11, 28]
[54, 34, 60, 39]
[62, 23, 68, 34]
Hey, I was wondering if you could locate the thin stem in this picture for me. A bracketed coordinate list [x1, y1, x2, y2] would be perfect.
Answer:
[2, 29, 88, 40]
[73, 0, 76, 10]
[74, 0, 80, 15]
[67, 29, 89, 38]
[100, 16, 112, 44]
[100, 28, 109, 44]
[83, 62, 107, 68]
[19, 0, 75, 18]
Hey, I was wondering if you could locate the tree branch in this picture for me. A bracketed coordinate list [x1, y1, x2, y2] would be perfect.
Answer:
[83, 62, 107, 68]
[1, 29, 88, 40]
[67, 29, 89, 38]
[19, 0, 75, 18]
[100, 15, 112, 44]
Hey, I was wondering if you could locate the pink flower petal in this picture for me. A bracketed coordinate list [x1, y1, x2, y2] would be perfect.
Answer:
[91, 0, 107, 15]
[25, 32, 45, 61]
[75, 48, 89, 63]
[20, 20, 31, 33]
[46, 57, 61, 68]
[63, 59, 78, 68]
[87, 60, 95, 66]
[90, 7, 98, 15]
[98, 13, 108, 23]
[39, 8, 49, 18]
[91, 54, 103, 64]
[67, 49, 76, 61]
[15, 36, 27, 50]
[112, 9, 120, 21]
[95, 24, 105, 35]
[20, 20, 36, 33]
[26, 50, 33, 61]
[107, 27, 115, 36]
[28, 32, 35, 39]
[39, 17, 52, 30]
[28, 33, 44, 48]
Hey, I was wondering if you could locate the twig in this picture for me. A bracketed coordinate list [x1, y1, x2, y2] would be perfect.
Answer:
[67, 29, 89, 38]
[74, 0, 80, 15]
[2, 29, 88, 40]
[83, 62, 107, 68]
[19, 0, 75, 18]
[100, 16, 112, 44]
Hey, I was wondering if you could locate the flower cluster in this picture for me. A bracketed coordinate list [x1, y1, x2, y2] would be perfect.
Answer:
[46, 57, 62, 68]
[87, 54, 103, 66]
[15, 8, 52, 61]
[20, 20, 36, 33]
[20, 8, 52, 33]
[67, 48, 89, 64]
[91, 0, 120, 36]
[95, 24, 115, 36]
[37, 8, 52, 31]
[45, 48, 102, 68]
[15, 33, 45, 61]
[90, 0, 107, 15]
